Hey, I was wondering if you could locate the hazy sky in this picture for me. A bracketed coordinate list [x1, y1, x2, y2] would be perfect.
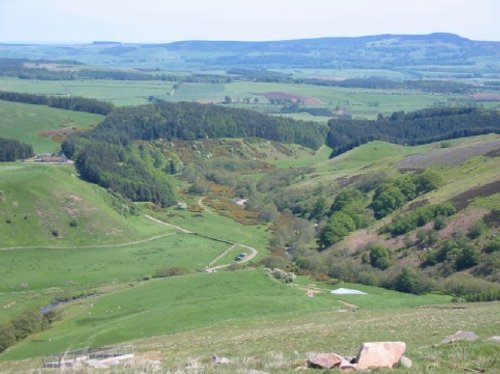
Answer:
[1, 0, 499, 43]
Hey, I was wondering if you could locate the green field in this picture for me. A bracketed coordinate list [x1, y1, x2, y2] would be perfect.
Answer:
[0, 233, 231, 292]
[0, 76, 486, 120]
[0, 269, 452, 361]
[223, 81, 475, 119]
[0, 100, 103, 153]
[0, 78, 175, 107]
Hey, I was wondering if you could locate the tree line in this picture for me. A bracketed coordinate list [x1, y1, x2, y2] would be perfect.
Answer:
[227, 68, 473, 94]
[65, 101, 327, 150]
[0, 137, 33, 161]
[0, 91, 113, 115]
[327, 107, 500, 157]
[0, 59, 230, 83]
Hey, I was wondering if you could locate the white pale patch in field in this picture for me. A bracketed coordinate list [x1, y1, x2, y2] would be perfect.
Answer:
[331, 288, 367, 295]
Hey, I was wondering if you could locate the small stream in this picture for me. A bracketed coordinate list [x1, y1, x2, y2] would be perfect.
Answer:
[40, 294, 96, 315]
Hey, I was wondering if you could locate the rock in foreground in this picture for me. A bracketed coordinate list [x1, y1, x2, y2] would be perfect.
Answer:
[355, 342, 406, 370]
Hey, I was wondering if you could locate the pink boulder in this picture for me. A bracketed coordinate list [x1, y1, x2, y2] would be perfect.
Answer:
[355, 342, 406, 370]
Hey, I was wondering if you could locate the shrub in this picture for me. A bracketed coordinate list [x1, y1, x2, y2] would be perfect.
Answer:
[468, 219, 487, 239]
[415, 169, 443, 194]
[484, 236, 500, 253]
[441, 273, 500, 300]
[416, 229, 439, 248]
[385, 202, 456, 237]
[433, 215, 448, 230]
[270, 268, 296, 283]
[153, 266, 190, 278]
[324, 257, 366, 283]
[393, 268, 434, 294]
[372, 185, 407, 219]
[189, 182, 209, 195]
[425, 233, 480, 272]
[318, 212, 357, 249]
[368, 244, 393, 270]
[260, 256, 290, 270]
[330, 189, 364, 213]
[0, 324, 16, 353]
[11, 311, 43, 340]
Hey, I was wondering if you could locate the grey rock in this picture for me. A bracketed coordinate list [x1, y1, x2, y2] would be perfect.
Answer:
[212, 355, 231, 364]
[399, 355, 413, 368]
[308, 352, 347, 369]
[441, 331, 479, 344]
[488, 336, 500, 343]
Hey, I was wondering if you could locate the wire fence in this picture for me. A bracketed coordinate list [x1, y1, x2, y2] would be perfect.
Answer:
[43, 345, 133, 368]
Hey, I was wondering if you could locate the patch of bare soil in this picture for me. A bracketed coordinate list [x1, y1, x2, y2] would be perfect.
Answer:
[484, 148, 500, 157]
[334, 175, 363, 187]
[484, 210, 500, 228]
[38, 127, 78, 142]
[403, 199, 429, 212]
[397, 139, 500, 170]
[472, 92, 500, 102]
[440, 209, 488, 238]
[450, 180, 500, 210]
[341, 229, 379, 253]
[260, 91, 323, 105]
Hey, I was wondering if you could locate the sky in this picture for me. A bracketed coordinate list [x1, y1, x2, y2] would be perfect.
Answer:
[0, 0, 499, 43]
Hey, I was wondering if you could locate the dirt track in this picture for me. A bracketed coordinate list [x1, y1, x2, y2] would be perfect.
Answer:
[144, 214, 258, 271]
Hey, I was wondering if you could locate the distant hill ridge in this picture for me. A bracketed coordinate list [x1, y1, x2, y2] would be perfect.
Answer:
[1, 33, 498, 68]
[164, 33, 474, 51]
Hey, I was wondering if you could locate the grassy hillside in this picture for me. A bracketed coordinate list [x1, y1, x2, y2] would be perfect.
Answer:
[124, 301, 500, 373]
[0, 163, 166, 247]
[0, 100, 103, 153]
[0, 233, 231, 292]
[0, 269, 450, 361]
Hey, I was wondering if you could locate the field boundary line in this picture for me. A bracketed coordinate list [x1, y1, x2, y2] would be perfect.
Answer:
[143, 214, 259, 271]
[0, 232, 176, 251]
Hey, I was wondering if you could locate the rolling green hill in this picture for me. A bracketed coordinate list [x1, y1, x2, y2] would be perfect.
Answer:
[0, 163, 165, 247]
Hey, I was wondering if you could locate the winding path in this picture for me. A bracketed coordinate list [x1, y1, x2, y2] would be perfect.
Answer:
[143, 214, 193, 233]
[205, 243, 258, 272]
[143, 214, 258, 271]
